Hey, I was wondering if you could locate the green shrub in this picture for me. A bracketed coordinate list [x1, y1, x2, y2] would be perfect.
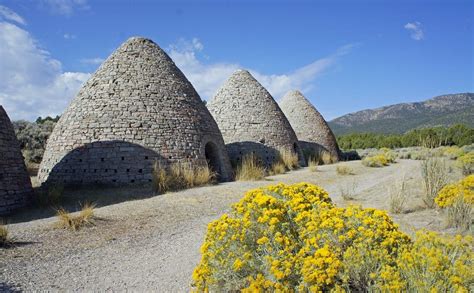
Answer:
[336, 124, 474, 150]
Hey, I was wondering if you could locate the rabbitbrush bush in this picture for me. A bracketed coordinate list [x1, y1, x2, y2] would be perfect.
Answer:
[361, 154, 390, 167]
[435, 175, 473, 231]
[193, 183, 473, 292]
[457, 152, 474, 175]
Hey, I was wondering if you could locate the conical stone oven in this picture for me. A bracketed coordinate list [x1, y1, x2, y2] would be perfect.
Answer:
[0, 106, 33, 215]
[280, 90, 341, 161]
[207, 70, 305, 167]
[38, 37, 232, 186]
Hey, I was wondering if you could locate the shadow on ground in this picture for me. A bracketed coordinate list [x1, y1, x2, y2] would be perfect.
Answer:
[2, 184, 157, 224]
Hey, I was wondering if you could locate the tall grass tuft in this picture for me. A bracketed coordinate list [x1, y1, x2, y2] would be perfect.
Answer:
[390, 177, 409, 214]
[446, 197, 472, 231]
[152, 161, 216, 194]
[235, 153, 266, 181]
[0, 224, 10, 247]
[308, 156, 319, 172]
[56, 202, 96, 231]
[268, 161, 286, 176]
[321, 151, 335, 165]
[340, 181, 358, 201]
[336, 165, 353, 175]
[421, 158, 449, 208]
[278, 148, 299, 170]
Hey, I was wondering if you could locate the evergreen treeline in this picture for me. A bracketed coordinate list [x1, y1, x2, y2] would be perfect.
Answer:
[337, 124, 474, 150]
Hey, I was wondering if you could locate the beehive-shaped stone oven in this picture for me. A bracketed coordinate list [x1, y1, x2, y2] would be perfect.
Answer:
[280, 90, 341, 161]
[38, 37, 232, 186]
[1, 106, 33, 215]
[207, 70, 305, 167]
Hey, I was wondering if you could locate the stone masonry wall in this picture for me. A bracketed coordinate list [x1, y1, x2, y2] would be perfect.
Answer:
[38, 37, 232, 186]
[207, 70, 305, 167]
[0, 106, 33, 215]
[280, 90, 341, 160]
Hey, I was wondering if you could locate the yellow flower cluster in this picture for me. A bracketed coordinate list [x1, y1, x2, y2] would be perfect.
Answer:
[435, 175, 474, 208]
[362, 154, 391, 167]
[443, 146, 465, 160]
[393, 231, 473, 291]
[192, 183, 473, 292]
[457, 152, 474, 175]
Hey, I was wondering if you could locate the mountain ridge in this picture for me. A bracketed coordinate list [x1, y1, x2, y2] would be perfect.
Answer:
[328, 93, 474, 135]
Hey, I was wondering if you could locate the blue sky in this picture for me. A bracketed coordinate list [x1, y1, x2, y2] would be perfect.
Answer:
[0, 0, 472, 121]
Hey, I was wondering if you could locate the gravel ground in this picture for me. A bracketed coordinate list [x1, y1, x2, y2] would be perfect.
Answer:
[0, 160, 457, 291]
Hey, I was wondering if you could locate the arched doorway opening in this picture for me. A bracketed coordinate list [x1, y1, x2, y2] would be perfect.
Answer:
[205, 141, 222, 180]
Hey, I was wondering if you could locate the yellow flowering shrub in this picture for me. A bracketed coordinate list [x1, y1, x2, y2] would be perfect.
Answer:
[393, 231, 473, 292]
[444, 146, 465, 160]
[379, 147, 397, 163]
[435, 175, 473, 208]
[362, 154, 390, 167]
[457, 152, 474, 175]
[193, 183, 473, 292]
[434, 175, 473, 230]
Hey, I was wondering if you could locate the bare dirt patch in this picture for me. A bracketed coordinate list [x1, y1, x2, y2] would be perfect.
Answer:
[0, 159, 462, 291]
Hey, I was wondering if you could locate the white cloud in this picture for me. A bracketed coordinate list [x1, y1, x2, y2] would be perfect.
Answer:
[168, 39, 356, 100]
[404, 21, 424, 41]
[41, 0, 90, 16]
[63, 33, 76, 39]
[0, 5, 26, 25]
[80, 57, 104, 65]
[0, 20, 90, 120]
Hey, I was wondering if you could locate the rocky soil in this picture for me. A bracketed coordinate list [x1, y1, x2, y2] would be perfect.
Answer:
[0, 160, 459, 291]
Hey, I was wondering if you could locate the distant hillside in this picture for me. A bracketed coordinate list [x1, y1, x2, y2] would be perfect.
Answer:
[329, 93, 474, 135]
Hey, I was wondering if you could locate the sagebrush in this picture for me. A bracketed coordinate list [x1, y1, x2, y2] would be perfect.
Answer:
[421, 157, 449, 208]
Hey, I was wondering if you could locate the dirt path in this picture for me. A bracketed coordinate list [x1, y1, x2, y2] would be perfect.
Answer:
[0, 160, 454, 291]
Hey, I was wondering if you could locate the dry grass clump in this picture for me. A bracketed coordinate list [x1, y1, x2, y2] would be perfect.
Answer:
[152, 161, 216, 194]
[308, 156, 319, 172]
[0, 224, 11, 247]
[336, 165, 353, 175]
[421, 157, 449, 208]
[389, 177, 409, 214]
[446, 198, 472, 231]
[362, 154, 389, 167]
[303, 149, 336, 166]
[56, 202, 96, 231]
[278, 148, 299, 170]
[340, 181, 357, 200]
[321, 150, 336, 165]
[235, 154, 266, 181]
[268, 161, 286, 176]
